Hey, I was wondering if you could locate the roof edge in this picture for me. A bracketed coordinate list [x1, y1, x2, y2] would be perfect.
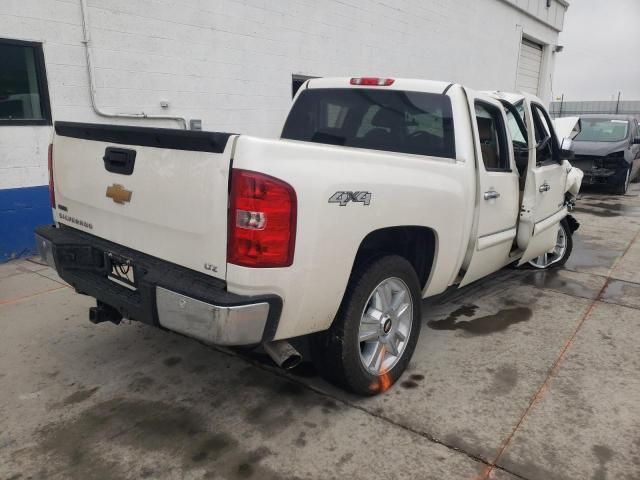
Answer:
[497, 0, 566, 32]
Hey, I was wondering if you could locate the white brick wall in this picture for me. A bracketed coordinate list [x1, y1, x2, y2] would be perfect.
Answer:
[0, 0, 564, 189]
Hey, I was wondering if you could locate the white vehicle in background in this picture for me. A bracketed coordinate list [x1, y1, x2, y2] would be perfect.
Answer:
[37, 77, 581, 395]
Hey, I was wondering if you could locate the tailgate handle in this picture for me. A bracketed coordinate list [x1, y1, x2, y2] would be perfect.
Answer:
[103, 147, 136, 175]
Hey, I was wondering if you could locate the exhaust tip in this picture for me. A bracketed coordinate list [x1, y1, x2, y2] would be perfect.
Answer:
[280, 353, 302, 370]
[263, 340, 302, 370]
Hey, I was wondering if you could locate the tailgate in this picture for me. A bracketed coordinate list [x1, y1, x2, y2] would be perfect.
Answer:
[52, 122, 236, 280]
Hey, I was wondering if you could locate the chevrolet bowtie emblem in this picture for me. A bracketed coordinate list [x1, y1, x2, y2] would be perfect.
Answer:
[106, 184, 132, 204]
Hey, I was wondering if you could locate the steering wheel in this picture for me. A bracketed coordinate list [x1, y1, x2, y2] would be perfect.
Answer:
[536, 135, 552, 152]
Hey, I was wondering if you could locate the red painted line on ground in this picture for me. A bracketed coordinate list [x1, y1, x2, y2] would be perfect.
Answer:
[0, 284, 69, 306]
[477, 228, 640, 480]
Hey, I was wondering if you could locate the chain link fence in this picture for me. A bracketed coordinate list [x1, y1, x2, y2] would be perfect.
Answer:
[550, 100, 640, 121]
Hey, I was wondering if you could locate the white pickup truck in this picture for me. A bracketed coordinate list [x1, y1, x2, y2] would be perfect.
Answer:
[36, 77, 582, 395]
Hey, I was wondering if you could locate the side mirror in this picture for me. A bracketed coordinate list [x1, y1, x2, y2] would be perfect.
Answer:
[560, 137, 574, 160]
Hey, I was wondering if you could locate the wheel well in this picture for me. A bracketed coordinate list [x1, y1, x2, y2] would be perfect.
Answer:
[353, 226, 436, 290]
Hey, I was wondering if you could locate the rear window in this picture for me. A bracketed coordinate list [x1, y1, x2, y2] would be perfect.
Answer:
[281, 88, 456, 159]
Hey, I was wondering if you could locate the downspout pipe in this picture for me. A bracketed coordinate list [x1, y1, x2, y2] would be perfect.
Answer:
[79, 0, 188, 129]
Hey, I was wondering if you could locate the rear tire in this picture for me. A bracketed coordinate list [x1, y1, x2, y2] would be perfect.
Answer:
[310, 255, 422, 396]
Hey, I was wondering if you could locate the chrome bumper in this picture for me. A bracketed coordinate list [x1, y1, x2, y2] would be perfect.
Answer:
[34, 225, 281, 347]
[156, 287, 270, 346]
[36, 233, 57, 268]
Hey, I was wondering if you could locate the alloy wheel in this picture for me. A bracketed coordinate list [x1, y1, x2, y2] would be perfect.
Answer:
[358, 277, 413, 375]
[528, 223, 568, 269]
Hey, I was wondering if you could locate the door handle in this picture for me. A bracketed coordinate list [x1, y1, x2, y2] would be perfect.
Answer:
[484, 190, 501, 200]
[539, 183, 551, 193]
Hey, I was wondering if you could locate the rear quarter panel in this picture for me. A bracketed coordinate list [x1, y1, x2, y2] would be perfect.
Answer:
[227, 136, 474, 340]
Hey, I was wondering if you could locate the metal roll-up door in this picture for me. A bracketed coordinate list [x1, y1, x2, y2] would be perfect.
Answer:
[517, 38, 543, 95]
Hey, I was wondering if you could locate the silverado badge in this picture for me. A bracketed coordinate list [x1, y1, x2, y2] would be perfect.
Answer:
[106, 184, 133, 204]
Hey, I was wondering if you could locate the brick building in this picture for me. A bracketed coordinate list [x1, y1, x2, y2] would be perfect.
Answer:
[0, 0, 568, 260]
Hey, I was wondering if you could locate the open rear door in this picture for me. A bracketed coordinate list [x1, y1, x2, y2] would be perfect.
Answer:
[516, 95, 568, 265]
[458, 92, 520, 287]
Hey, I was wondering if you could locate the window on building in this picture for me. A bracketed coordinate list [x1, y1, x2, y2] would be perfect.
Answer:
[0, 39, 51, 125]
[475, 102, 510, 171]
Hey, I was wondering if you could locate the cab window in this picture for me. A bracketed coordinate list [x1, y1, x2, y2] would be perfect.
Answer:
[506, 102, 527, 148]
[503, 100, 528, 177]
[282, 88, 456, 159]
[531, 104, 559, 165]
[475, 102, 511, 171]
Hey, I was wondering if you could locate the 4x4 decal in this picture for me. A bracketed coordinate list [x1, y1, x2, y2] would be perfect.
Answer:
[328, 191, 372, 206]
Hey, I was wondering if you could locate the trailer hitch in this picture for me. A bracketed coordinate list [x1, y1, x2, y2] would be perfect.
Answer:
[89, 301, 123, 325]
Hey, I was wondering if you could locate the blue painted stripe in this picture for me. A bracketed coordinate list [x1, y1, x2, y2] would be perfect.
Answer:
[0, 185, 53, 263]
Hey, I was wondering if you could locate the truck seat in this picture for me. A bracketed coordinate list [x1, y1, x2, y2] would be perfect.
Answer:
[362, 108, 404, 150]
[478, 117, 499, 169]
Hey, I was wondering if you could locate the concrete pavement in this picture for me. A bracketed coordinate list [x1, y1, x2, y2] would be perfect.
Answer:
[1, 184, 639, 480]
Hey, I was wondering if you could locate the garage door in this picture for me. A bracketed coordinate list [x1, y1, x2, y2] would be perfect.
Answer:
[516, 38, 543, 95]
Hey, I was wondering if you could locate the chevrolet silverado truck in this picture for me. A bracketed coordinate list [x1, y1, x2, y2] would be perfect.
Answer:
[36, 77, 581, 395]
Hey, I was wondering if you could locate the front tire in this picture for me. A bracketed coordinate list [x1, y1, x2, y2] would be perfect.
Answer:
[310, 255, 422, 396]
[527, 219, 573, 269]
[614, 166, 631, 195]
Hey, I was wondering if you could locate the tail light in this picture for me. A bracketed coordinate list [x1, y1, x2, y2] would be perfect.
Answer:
[48, 143, 55, 208]
[350, 77, 395, 86]
[228, 169, 297, 268]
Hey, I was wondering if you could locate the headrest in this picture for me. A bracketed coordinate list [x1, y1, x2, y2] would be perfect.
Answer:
[371, 108, 404, 129]
[477, 117, 493, 141]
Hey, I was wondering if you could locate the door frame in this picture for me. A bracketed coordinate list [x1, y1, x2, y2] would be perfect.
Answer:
[515, 94, 568, 265]
[458, 91, 520, 287]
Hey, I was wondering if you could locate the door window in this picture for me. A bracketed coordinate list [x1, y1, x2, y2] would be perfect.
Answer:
[0, 39, 51, 125]
[503, 100, 528, 176]
[475, 102, 511, 171]
[531, 104, 559, 165]
[505, 102, 527, 147]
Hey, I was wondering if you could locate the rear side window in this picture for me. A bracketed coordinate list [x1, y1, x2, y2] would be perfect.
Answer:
[281, 88, 456, 159]
[475, 102, 510, 171]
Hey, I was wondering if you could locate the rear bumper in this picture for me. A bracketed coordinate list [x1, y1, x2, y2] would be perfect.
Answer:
[34, 225, 281, 346]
